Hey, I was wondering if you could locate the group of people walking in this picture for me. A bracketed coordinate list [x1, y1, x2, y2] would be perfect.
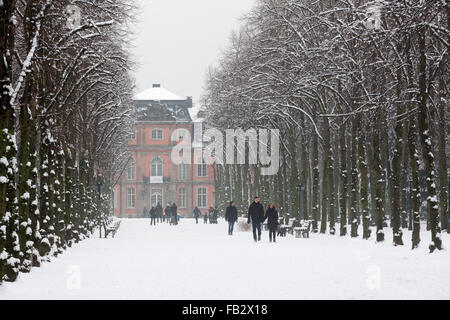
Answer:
[145, 196, 279, 243]
[144, 202, 178, 226]
[226, 196, 279, 243]
[193, 206, 218, 225]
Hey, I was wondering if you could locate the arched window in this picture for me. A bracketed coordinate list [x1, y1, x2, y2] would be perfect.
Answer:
[151, 157, 164, 177]
[151, 190, 163, 207]
[127, 158, 136, 180]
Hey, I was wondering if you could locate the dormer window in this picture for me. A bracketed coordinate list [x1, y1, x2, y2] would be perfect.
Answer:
[152, 129, 163, 140]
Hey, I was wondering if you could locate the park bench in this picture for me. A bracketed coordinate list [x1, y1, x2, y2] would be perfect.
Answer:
[105, 219, 121, 238]
[294, 220, 312, 238]
[278, 218, 296, 237]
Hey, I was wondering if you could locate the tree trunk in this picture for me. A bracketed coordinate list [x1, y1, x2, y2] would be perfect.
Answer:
[339, 119, 348, 236]
[359, 119, 370, 239]
[417, 29, 442, 252]
[437, 76, 448, 231]
[289, 127, 299, 222]
[320, 118, 330, 234]
[311, 131, 320, 233]
[350, 116, 359, 238]
[391, 67, 405, 246]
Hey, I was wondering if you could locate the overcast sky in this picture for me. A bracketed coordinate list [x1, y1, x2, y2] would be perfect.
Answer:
[130, 0, 255, 104]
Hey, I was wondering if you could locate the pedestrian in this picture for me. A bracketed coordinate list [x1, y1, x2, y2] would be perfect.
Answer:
[150, 206, 157, 226]
[171, 202, 178, 225]
[263, 203, 279, 242]
[204, 211, 208, 224]
[165, 203, 171, 224]
[225, 201, 238, 235]
[143, 206, 148, 219]
[156, 202, 162, 223]
[213, 207, 219, 224]
[247, 196, 264, 242]
[193, 206, 201, 224]
[208, 206, 214, 224]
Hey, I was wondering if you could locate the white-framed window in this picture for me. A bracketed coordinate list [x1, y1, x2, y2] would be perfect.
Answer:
[197, 187, 207, 208]
[197, 158, 207, 177]
[151, 157, 164, 177]
[178, 188, 186, 208]
[178, 163, 186, 180]
[177, 129, 188, 142]
[127, 158, 136, 180]
[151, 129, 163, 140]
[127, 188, 136, 208]
[151, 189, 163, 207]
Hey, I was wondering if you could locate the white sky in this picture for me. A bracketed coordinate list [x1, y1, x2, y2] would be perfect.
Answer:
[130, 0, 256, 104]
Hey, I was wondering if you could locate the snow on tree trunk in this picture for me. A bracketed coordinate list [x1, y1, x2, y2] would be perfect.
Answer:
[417, 29, 442, 253]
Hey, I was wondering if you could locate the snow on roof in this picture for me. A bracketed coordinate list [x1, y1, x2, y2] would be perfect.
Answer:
[134, 84, 185, 101]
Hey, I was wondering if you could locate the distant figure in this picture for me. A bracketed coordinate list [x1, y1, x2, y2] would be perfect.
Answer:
[171, 202, 178, 225]
[165, 203, 171, 224]
[156, 202, 163, 223]
[150, 206, 157, 226]
[143, 206, 148, 219]
[204, 211, 208, 224]
[211, 207, 218, 224]
[225, 201, 238, 235]
[193, 206, 201, 224]
[247, 196, 264, 242]
[208, 206, 214, 224]
[264, 203, 279, 243]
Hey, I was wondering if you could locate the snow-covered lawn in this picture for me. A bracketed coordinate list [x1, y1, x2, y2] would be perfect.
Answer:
[0, 219, 449, 300]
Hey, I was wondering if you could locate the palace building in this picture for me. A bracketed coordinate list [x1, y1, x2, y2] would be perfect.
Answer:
[113, 84, 215, 218]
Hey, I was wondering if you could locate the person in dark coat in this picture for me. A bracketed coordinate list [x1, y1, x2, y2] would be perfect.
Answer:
[164, 204, 171, 223]
[263, 203, 279, 242]
[225, 201, 238, 235]
[143, 207, 148, 219]
[150, 206, 157, 226]
[203, 210, 208, 224]
[193, 206, 201, 224]
[171, 202, 178, 225]
[156, 202, 162, 223]
[247, 196, 264, 242]
[208, 206, 214, 224]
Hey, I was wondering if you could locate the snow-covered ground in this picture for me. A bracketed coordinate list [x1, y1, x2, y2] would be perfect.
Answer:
[0, 219, 449, 300]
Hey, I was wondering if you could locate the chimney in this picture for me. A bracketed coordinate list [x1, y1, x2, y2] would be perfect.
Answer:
[152, 84, 161, 88]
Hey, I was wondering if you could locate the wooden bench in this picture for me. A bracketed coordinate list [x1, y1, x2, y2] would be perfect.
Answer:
[294, 220, 312, 238]
[278, 218, 296, 237]
[105, 219, 121, 238]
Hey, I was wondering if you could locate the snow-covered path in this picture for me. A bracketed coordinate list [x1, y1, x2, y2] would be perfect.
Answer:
[0, 219, 449, 300]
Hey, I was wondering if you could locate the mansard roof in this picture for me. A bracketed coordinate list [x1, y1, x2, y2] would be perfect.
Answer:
[134, 84, 185, 101]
